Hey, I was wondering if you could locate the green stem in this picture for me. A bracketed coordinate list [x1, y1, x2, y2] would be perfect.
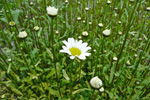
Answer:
[51, 17, 61, 96]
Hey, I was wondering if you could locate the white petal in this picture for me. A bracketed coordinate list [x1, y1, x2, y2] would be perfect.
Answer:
[78, 54, 86, 60]
[84, 53, 91, 56]
[70, 56, 75, 59]
[81, 47, 91, 53]
[60, 50, 68, 53]
[63, 40, 72, 48]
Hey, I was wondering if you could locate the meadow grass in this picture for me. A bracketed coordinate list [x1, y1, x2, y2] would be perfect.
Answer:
[0, 0, 150, 99]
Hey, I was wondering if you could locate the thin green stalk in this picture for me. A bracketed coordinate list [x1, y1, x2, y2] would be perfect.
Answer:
[69, 61, 73, 99]
[91, 89, 95, 100]
[115, 0, 138, 70]
[51, 17, 61, 96]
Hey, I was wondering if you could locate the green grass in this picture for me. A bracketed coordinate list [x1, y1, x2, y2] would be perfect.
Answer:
[0, 0, 150, 99]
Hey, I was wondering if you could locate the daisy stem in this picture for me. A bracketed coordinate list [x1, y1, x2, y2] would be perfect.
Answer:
[79, 61, 82, 79]
[69, 61, 73, 98]
[91, 89, 95, 99]
[51, 17, 61, 96]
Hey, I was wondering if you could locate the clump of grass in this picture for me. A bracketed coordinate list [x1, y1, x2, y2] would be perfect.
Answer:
[0, 0, 150, 99]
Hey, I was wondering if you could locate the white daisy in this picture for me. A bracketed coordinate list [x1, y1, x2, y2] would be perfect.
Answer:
[47, 6, 58, 16]
[90, 76, 103, 89]
[60, 38, 91, 60]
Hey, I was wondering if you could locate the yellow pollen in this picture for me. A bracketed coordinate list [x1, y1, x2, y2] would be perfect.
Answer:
[69, 47, 81, 56]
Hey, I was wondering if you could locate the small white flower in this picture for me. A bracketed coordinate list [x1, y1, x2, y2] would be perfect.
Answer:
[113, 57, 118, 61]
[8, 58, 12, 62]
[134, 54, 138, 58]
[82, 31, 88, 37]
[98, 23, 103, 28]
[55, 30, 59, 34]
[34, 26, 40, 31]
[146, 7, 150, 11]
[60, 38, 91, 60]
[130, 0, 134, 2]
[65, 0, 68, 3]
[118, 31, 122, 35]
[77, 17, 81, 21]
[115, 8, 118, 10]
[103, 29, 111, 36]
[47, 6, 58, 16]
[78, 36, 82, 39]
[82, 20, 85, 23]
[30, 2, 33, 6]
[18, 31, 28, 38]
[126, 60, 131, 66]
[90, 76, 103, 89]
[118, 21, 121, 24]
[85, 7, 89, 11]
[89, 22, 92, 25]
[9, 21, 15, 27]
[107, 0, 111, 4]
[99, 87, 104, 92]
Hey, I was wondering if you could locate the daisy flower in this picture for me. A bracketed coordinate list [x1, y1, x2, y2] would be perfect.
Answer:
[90, 76, 103, 89]
[60, 38, 91, 60]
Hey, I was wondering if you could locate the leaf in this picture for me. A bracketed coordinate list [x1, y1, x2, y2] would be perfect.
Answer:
[11, 87, 23, 95]
[62, 69, 70, 80]
[109, 66, 115, 84]
[46, 48, 53, 60]
[48, 88, 59, 97]
[11, 9, 23, 25]
[35, 59, 41, 67]
[72, 88, 90, 95]
[7, 63, 12, 73]
[46, 68, 55, 78]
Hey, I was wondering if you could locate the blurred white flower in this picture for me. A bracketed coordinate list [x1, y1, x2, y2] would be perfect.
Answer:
[89, 22, 92, 25]
[113, 57, 118, 61]
[99, 87, 104, 92]
[118, 31, 122, 35]
[146, 7, 150, 11]
[18, 31, 28, 38]
[34, 26, 40, 31]
[90, 76, 103, 89]
[77, 17, 81, 21]
[47, 6, 58, 16]
[98, 23, 103, 28]
[130, 0, 134, 2]
[118, 21, 121, 24]
[82, 31, 88, 37]
[107, 0, 111, 4]
[55, 30, 59, 34]
[30, 2, 33, 6]
[126, 60, 131, 66]
[9, 21, 15, 27]
[60, 38, 91, 60]
[65, 0, 68, 3]
[82, 20, 85, 23]
[103, 29, 111, 36]
[85, 7, 89, 11]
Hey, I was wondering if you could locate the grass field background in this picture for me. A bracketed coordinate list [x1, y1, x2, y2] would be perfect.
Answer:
[0, 0, 150, 99]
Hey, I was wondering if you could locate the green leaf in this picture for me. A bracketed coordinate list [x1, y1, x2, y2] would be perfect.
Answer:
[46, 68, 55, 78]
[72, 88, 90, 95]
[46, 48, 53, 60]
[11, 9, 23, 25]
[62, 69, 70, 81]
[11, 87, 23, 95]
[48, 88, 59, 97]
[7, 63, 12, 73]
[109, 66, 115, 84]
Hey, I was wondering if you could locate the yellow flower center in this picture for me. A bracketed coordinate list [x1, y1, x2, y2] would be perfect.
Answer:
[69, 47, 81, 56]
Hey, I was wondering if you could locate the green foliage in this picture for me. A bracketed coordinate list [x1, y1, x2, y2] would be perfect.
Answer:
[0, 0, 150, 99]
